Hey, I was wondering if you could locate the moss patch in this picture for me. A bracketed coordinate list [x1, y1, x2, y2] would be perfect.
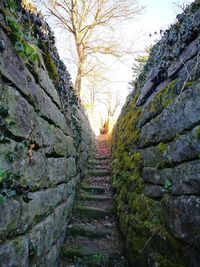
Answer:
[111, 94, 186, 266]
[147, 79, 178, 115]
[40, 42, 58, 84]
[195, 126, 200, 141]
[158, 143, 167, 154]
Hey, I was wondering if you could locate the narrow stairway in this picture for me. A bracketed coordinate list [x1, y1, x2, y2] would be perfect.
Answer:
[60, 134, 126, 267]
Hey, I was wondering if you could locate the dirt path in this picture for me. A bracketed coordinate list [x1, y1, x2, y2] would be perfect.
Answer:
[59, 134, 127, 267]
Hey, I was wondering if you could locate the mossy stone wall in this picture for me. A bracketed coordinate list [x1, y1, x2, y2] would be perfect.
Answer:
[112, 2, 200, 266]
[0, 2, 93, 266]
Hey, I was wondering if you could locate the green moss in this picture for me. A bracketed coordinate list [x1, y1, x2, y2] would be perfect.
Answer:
[183, 81, 193, 90]
[5, 0, 17, 12]
[4, 10, 38, 62]
[158, 143, 167, 153]
[195, 126, 200, 141]
[40, 42, 58, 84]
[158, 255, 184, 267]
[13, 237, 24, 255]
[112, 95, 168, 265]
[111, 90, 187, 265]
[148, 79, 177, 114]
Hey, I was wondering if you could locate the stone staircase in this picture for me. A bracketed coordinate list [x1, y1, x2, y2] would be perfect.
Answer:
[59, 136, 126, 267]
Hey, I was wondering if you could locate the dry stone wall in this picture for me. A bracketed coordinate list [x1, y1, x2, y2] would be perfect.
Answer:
[0, 2, 93, 267]
[112, 1, 200, 267]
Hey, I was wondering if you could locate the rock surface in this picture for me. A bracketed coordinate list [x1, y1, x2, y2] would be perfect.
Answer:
[112, 2, 200, 266]
[0, 2, 93, 266]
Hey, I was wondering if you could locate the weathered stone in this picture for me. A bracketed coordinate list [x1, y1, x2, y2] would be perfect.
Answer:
[0, 236, 29, 267]
[0, 86, 74, 158]
[76, 108, 85, 122]
[47, 157, 76, 185]
[136, 80, 155, 106]
[53, 195, 75, 240]
[177, 56, 200, 89]
[194, 8, 200, 27]
[68, 223, 112, 238]
[141, 125, 200, 168]
[1, 85, 39, 140]
[18, 181, 75, 233]
[88, 169, 111, 177]
[0, 3, 92, 266]
[38, 121, 75, 157]
[0, 30, 70, 135]
[29, 195, 74, 259]
[79, 193, 111, 201]
[137, 78, 175, 128]
[0, 199, 20, 238]
[162, 196, 200, 246]
[144, 184, 163, 198]
[112, 4, 200, 267]
[143, 160, 200, 195]
[40, 234, 65, 267]
[75, 205, 112, 219]
[80, 141, 87, 152]
[139, 81, 200, 146]
[81, 185, 106, 194]
[62, 243, 103, 260]
[167, 38, 199, 78]
[32, 62, 61, 108]
[79, 151, 88, 173]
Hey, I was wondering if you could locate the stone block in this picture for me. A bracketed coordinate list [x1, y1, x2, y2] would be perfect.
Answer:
[32, 63, 61, 108]
[47, 157, 76, 185]
[18, 182, 75, 233]
[0, 199, 20, 238]
[139, 82, 200, 146]
[141, 125, 200, 168]
[162, 196, 200, 246]
[0, 236, 29, 267]
[0, 31, 69, 135]
[29, 195, 74, 259]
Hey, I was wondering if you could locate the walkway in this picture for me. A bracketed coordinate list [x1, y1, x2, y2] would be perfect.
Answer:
[60, 134, 126, 267]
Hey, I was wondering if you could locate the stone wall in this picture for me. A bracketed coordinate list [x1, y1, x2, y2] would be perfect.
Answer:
[0, 2, 93, 266]
[112, 1, 200, 267]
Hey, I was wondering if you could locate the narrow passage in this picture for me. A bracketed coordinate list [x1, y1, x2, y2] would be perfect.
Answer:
[60, 134, 126, 267]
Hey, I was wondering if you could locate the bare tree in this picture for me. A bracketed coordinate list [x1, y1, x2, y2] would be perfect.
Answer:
[39, 0, 143, 95]
[97, 91, 122, 133]
[102, 92, 122, 117]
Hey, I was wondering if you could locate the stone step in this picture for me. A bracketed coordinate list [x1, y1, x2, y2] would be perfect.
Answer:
[79, 193, 112, 201]
[62, 243, 124, 267]
[87, 164, 109, 170]
[88, 159, 109, 165]
[62, 243, 108, 266]
[95, 155, 111, 160]
[81, 185, 106, 194]
[87, 169, 111, 177]
[68, 223, 112, 238]
[75, 205, 112, 219]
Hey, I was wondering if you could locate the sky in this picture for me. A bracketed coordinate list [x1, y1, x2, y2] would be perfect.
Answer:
[34, 0, 193, 132]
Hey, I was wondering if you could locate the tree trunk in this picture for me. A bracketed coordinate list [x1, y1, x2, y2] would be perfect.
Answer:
[75, 66, 82, 96]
